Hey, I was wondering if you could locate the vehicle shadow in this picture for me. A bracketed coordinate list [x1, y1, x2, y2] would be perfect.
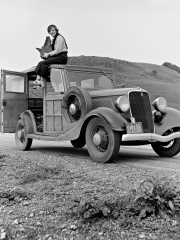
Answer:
[31, 145, 90, 158]
[31, 143, 159, 163]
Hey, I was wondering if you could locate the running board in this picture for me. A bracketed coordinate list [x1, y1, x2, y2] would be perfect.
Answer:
[27, 134, 61, 141]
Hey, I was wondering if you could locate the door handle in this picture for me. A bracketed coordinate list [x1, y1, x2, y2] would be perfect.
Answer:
[2, 100, 7, 106]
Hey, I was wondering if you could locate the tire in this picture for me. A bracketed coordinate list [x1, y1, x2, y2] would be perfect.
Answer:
[15, 119, 32, 151]
[62, 86, 93, 126]
[71, 138, 86, 148]
[151, 128, 180, 157]
[86, 117, 121, 163]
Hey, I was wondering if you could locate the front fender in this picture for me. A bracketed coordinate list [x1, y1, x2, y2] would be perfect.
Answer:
[88, 107, 127, 131]
[60, 107, 127, 141]
[154, 107, 180, 135]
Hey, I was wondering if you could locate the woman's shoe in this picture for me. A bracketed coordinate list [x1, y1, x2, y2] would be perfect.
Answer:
[33, 79, 41, 85]
[33, 82, 44, 89]
[38, 80, 44, 87]
[33, 85, 40, 89]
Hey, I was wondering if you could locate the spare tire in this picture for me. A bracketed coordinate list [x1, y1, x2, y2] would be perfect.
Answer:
[62, 86, 93, 126]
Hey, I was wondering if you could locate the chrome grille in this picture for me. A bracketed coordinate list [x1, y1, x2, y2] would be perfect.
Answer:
[129, 91, 154, 133]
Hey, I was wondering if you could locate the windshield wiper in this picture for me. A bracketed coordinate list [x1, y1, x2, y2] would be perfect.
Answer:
[100, 69, 113, 81]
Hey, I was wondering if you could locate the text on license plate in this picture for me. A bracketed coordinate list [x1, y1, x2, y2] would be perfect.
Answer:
[126, 122, 143, 134]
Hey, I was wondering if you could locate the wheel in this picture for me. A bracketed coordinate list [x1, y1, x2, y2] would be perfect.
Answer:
[15, 119, 32, 151]
[71, 138, 86, 148]
[62, 86, 93, 126]
[86, 117, 121, 163]
[151, 128, 180, 157]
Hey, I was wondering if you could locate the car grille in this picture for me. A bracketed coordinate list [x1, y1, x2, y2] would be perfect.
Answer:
[129, 91, 154, 133]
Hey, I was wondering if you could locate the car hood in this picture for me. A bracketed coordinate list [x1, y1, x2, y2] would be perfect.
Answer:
[89, 87, 146, 98]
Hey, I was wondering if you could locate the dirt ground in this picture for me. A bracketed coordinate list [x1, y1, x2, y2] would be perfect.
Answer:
[0, 142, 180, 240]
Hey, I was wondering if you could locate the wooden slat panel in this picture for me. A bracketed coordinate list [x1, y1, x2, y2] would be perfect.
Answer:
[54, 116, 62, 131]
[46, 100, 53, 115]
[54, 100, 61, 115]
[45, 99, 62, 132]
[46, 116, 54, 131]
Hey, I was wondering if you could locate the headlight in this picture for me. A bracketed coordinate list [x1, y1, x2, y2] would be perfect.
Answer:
[152, 97, 167, 112]
[115, 96, 130, 112]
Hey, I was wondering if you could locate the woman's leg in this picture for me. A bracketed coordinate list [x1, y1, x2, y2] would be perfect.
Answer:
[34, 53, 68, 79]
[33, 53, 68, 88]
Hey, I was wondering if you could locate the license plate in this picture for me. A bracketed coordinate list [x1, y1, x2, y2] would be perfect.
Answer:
[126, 122, 143, 134]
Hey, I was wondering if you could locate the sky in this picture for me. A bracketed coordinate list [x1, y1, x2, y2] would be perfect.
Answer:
[0, 0, 180, 71]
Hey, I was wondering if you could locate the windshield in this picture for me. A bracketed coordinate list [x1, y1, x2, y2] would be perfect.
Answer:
[67, 70, 114, 90]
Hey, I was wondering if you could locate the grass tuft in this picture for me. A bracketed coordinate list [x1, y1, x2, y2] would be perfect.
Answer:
[0, 189, 33, 205]
[0, 154, 7, 160]
[19, 165, 64, 185]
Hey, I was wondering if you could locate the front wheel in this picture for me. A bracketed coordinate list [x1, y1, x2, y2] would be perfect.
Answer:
[86, 117, 121, 163]
[151, 128, 180, 157]
[15, 119, 32, 151]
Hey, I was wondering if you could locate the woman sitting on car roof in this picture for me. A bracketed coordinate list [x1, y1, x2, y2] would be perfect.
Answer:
[33, 24, 68, 88]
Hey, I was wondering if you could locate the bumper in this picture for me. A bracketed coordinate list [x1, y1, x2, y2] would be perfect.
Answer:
[122, 132, 180, 142]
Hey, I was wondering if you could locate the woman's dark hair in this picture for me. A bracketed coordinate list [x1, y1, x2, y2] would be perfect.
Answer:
[47, 24, 59, 33]
[47, 24, 68, 50]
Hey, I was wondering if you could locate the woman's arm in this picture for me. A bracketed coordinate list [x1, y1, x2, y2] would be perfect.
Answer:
[49, 35, 64, 56]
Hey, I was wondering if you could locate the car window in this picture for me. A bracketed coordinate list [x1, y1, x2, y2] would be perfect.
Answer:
[99, 75, 112, 89]
[67, 70, 113, 90]
[48, 69, 64, 93]
[81, 79, 94, 88]
[5, 75, 25, 93]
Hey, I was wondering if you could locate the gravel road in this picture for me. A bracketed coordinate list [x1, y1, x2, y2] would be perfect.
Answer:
[1, 133, 180, 174]
[0, 133, 180, 239]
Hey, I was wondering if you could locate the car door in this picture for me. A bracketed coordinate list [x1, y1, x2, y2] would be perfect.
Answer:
[44, 67, 71, 134]
[0, 70, 27, 133]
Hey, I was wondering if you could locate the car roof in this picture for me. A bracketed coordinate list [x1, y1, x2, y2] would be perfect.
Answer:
[22, 64, 114, 74]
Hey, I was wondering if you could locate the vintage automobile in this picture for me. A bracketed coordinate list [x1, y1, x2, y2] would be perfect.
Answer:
[1, 64, 180, 163]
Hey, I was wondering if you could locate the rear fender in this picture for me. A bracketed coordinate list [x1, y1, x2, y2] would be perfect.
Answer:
[19, 110, 36, 134]
[60, 107, 127, 141]
[154, 107, 180, 135]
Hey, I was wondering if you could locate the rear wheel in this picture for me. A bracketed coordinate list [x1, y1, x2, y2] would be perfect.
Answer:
[15, 119, 32, 151]
[86, 117, 121, 163]
[151, 128, 180, 157]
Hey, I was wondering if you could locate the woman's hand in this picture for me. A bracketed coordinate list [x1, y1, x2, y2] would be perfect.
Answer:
[41, 53, 49, 59]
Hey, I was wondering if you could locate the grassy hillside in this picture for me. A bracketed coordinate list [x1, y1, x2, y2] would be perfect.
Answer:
[68, 56, 180, 109]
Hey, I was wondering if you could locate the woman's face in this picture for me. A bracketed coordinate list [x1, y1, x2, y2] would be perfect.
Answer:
[49, 27, 57, 37]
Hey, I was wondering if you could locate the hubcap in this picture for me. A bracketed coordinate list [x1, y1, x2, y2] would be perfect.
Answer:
[69, 104, 76, 115]
[17, 127, 25, 142]
[92, 127, 109, 152]
[93, 133, 101, 146]
[17, 130, 22, 139]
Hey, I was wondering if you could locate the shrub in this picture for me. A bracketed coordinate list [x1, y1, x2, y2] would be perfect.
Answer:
[132, 175, 180, 220]
[71, 194, 133, 224]
[152, 70, 157, 76]
[71, 175, 180, 223]
[163, 62, 180, 74]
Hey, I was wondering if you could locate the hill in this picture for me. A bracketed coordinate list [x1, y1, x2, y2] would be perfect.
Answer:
[68, 56, 180, 109]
